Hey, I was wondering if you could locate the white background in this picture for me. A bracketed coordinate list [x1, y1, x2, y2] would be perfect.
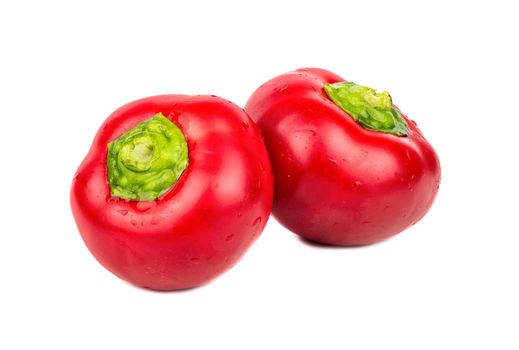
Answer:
[1, 1, 518, 349]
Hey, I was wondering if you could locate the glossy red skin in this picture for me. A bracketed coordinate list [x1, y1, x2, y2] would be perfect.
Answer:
[71, 95, 273, 290]
[245, 68, 441, 246]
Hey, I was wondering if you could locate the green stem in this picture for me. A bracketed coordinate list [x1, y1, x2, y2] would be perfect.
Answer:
[324, 82, 409, 136]
[107, 113, 188, 201]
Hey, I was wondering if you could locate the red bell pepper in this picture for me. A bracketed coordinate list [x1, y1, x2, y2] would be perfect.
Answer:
[245, 68, 441, 246]
[71, 95, 273, 290]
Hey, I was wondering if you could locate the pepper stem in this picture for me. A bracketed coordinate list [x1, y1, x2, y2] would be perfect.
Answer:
[324, 81, 409, 136]
[120, 138, 154, 172]
[107, 113, 189, 201]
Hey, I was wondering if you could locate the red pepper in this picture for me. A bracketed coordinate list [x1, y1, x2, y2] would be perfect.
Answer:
[245, 68, 441, 246]
[71, 95, 273, 290]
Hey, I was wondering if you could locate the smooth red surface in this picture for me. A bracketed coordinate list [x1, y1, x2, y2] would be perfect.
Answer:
[245, 68, 441, 246]
[71, 95, 273, 290]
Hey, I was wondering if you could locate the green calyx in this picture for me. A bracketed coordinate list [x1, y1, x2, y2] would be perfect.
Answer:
[107, 113, 188, 201]
[324, 81, 409, 136]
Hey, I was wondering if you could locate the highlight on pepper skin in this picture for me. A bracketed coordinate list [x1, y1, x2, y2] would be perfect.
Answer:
[71, 95, 273, 291]
[245, 68, 441, 246]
